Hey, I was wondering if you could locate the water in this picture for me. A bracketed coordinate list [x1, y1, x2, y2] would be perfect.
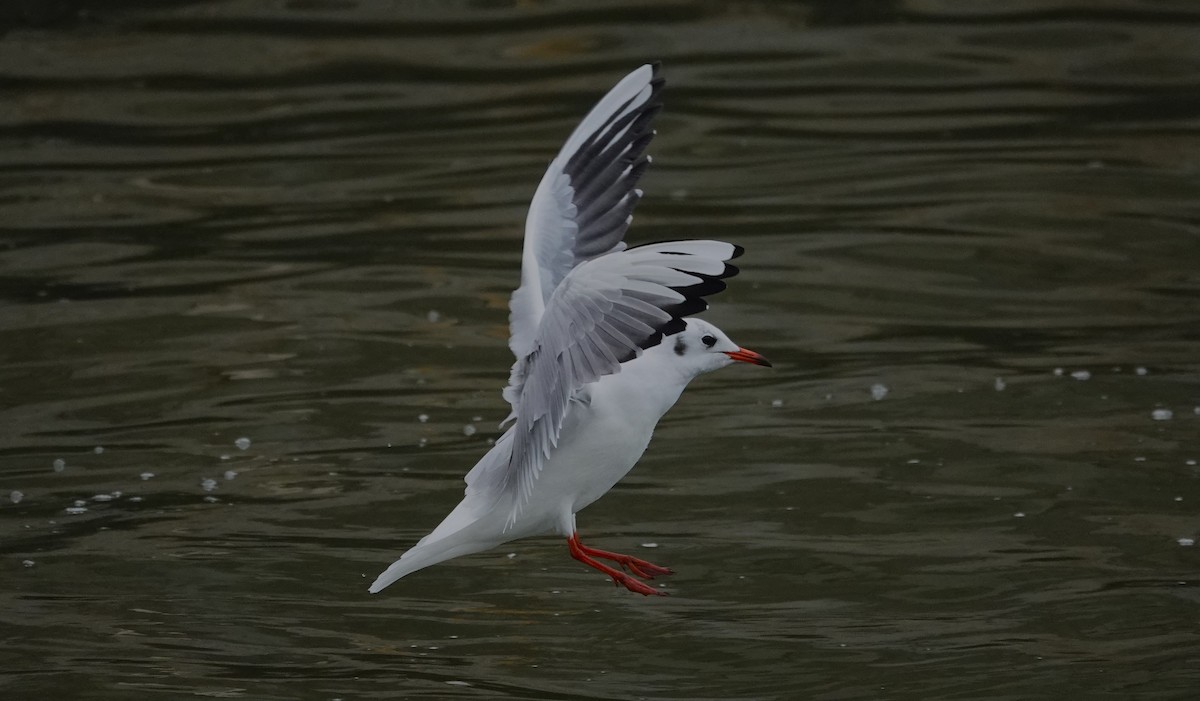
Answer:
[3, 1, 1199, 698]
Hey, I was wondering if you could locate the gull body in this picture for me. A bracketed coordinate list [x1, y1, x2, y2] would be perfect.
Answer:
[370, 64, 769, 596]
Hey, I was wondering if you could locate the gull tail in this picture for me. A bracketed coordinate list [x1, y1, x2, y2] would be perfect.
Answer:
[368, 525, 496, 593]
[369, 433, 515, 594]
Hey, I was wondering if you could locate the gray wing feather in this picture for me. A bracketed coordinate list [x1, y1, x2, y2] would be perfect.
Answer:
[505, 65, 663, 416]
[504, 240, 743, 527]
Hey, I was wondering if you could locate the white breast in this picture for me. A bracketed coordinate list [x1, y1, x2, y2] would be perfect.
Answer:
[516, 351, 691, 536]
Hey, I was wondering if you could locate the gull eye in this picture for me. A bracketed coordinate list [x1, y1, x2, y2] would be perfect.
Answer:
[701, 334, 717, 348]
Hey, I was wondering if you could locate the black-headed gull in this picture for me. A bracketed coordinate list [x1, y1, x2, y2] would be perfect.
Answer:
[370, 64, 770, 597]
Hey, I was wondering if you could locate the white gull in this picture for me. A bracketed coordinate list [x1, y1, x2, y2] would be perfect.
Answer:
[370, 63, 770, 596]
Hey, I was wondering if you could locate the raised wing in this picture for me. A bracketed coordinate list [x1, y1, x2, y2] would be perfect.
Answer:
[505, 240, 742, 527]
[508, 64, 663, 364]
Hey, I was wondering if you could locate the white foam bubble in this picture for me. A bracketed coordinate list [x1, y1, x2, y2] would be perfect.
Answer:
[994, 377, 1006, 391]
[1151, 408, 1173, 421]
[9, 490, 23, 504]
[870, 383, 889, 400]
[140, 472, 155, 481]
[1070, 370, 1091, 381]
[462, 424, 477, 437]
[201, 478, 218, 492]
[234, 437, 251, 451]
[52, 458, 66, 473]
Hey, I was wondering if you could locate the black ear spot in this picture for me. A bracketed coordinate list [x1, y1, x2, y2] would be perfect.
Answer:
[701, 334, 717, 348]
[674, 338, 687, 356]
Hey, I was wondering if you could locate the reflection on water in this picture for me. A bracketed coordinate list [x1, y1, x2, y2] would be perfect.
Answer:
[2, 1, 1199, 699]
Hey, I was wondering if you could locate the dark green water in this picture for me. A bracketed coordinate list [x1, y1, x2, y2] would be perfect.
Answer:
[2, 1, 1199, 699]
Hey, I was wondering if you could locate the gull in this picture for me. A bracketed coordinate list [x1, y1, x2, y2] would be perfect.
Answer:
[370, 63, 770, 597]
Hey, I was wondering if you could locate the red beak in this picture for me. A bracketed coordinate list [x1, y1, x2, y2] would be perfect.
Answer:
[724, 347, 772, 367]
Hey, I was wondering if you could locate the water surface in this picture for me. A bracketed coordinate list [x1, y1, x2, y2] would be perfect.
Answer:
[2, 1, 1199, 699]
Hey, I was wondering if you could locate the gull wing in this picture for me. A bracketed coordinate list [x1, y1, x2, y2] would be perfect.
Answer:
[504, 64, 663, 410]
[503, 240, 742, 527]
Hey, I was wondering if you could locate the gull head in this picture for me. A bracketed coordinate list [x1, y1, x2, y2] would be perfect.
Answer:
[660, 318, 771, 378]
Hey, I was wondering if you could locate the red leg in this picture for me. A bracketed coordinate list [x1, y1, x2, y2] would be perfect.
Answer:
[575, 541, 673, 579]
[567, 532, 669, 596]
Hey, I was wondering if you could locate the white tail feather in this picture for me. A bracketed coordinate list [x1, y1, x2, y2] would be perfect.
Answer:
[368, 444, 513, 593]
[368, 533, 495, 593]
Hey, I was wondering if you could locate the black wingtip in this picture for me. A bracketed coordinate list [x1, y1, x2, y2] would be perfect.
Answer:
[730, 244, 745, 260]
[660, 316, 687, 337]
[674, 274, 727, 298]
[663, 296, 709, 319]
[649, 62, 665, 94]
